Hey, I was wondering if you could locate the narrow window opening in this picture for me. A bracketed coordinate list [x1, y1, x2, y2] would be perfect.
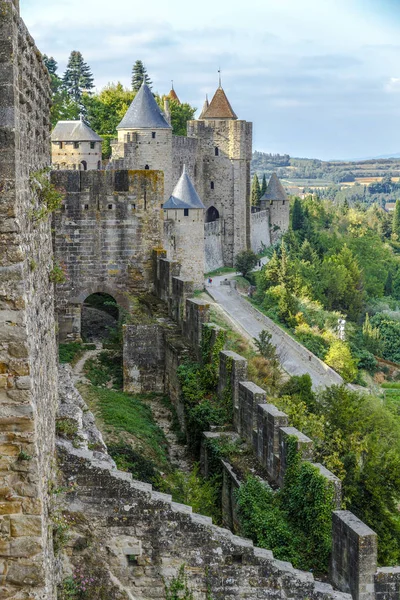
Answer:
[184, 208, 189, 216]
[160, 203, 164, 209]
[108, 204, 113, 210]
[84, 204, 89, 210]
[210, 181, 214, 190]
[282, 200, 285, 205]
[73, 142, 79, 149]
[90, 141, 95, 149]
[132, 203, 136, 210]
[59, 142, 63, 149]
[145, 164, 150, 170]
[126, 555, 138, 566]
[152, 132, 156, 139]
[215, 147, 219, 156]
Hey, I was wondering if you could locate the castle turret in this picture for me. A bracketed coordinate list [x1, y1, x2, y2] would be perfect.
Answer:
[163, 166, 205, 288]
[260, 173, 290, 243]
[168, 82, 180, 104]
[199, 95, 209, 119]
[51, 118, 102, 171]
[187, 79, 252, 266]
[112, 80, 173, 200]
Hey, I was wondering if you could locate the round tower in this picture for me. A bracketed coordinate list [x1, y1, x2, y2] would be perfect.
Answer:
[113, 81, 173, 200]
[163, 166, 205, 288]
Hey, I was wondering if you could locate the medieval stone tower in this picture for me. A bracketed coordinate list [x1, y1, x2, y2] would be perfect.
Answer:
[163, 166, 205, 287]
[187, 85, 253, 266]
[111, 82, 173, 201]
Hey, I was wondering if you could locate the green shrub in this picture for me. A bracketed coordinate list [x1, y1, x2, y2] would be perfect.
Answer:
[59, 342, 85, 364]
[108, 443, 159, 485]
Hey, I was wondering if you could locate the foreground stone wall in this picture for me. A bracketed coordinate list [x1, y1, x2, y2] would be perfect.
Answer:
[250, 209, 271, 254]
[0, 1, 58, 597]
[52, 169, 164, 340]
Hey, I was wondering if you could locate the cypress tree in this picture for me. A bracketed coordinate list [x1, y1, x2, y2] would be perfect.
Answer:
[131, 60, 152, 91]
[63, 51, 94, 103]
[261, 173, 267, 197]
[292, 197, 305, 232]
[251, 174, 261, 206]
[393, 199, 400, 237]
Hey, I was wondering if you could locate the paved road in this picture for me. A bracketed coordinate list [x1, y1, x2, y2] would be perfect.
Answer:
[206, 266, 344, 390]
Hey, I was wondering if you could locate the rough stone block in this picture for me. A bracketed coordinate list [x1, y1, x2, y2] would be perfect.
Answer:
[257, 403, 288, 482]
[218, 351, 248, 428]
[278, 426, 313, 487]
[237, 381, 266, 447]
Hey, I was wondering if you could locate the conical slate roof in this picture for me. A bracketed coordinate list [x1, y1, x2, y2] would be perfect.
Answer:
[260, 173, 288, 202]
[163, 166, 205, 210]
[199, 95, 209, 119]
[51, 120, 102, 142]
[202, 86, 237, 120]
[117, 82, 171, 130]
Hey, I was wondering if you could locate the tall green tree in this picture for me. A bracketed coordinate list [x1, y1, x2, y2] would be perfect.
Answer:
[261, 173, 267, 197]
[63, 51, 94, 104]
[43, 54, 58, 76]
[131, 60, 152, 91]
[392, 198, 400, 237]
[292, 198, 305, 232]
[251, 174, 261, 206]
[43, 53, 80, 127]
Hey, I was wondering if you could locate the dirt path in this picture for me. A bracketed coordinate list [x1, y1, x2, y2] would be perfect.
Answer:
[144, 396, 192, 473]
[72, 343, 103, 384]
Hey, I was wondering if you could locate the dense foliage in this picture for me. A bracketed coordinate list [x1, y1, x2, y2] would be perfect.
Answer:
[253, 195, 400, 380]
[274, 376, 400, 564]
[236, 437, 335, 573]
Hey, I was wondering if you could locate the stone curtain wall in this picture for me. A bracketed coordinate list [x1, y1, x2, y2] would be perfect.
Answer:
[375, 568, 400, 599]
[0, 1, 58, 597]
[52, 169, 164, 340]
[204, 219, 224, 273]
[250, 209, 271, 254]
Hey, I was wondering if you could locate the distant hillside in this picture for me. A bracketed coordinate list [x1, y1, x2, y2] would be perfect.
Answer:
[251, 150, 400, 206]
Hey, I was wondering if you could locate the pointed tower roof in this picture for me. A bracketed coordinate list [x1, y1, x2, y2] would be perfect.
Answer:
[202, 86, 237, 120]
[168, 82, 180, 104]
[51, 119, 102, 142]
[199, 95, 209, 119]
[163, 166, 205, 210]
[117, 81, 171, 130]
[261, 173, 288, 202]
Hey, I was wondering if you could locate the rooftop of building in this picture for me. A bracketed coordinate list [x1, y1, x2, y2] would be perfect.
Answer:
[51, 119, 102, 142]
[260, 173, 288, 202]
[168, 84, 180, 104]
[163, 165, 205, 210]
[117, 81, 171, 130]
[201, 86, 237, 120]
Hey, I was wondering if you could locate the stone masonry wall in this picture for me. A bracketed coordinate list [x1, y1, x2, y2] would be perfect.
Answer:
[250, 209, 271, 253]
[204, 219, 224, 273]
[0, 2, 58, 597]
[123, 324, 165, 394]
[52, 169, 164, 340]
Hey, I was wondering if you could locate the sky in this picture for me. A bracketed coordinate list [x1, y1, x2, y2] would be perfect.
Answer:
[21, 0, 400, 160]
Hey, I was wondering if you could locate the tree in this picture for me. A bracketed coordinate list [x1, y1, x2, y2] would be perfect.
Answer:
[235, 250, 258, 277]
[254, 330, 277, 362]
[131, 60, 152, 91]
[251, 174, 261, 206]
[392, 199, 400, 237]
[325, 341, 358, 382]
[63, 51, 94, 104]
[261, 173, 267, 197]
[291, 198, 305, 232]
[43, 54, 58, 76]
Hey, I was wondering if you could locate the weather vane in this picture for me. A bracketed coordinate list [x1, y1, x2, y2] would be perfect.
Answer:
[218, 67, 222, 87]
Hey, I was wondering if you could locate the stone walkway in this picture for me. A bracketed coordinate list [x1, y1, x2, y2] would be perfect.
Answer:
[72, 343, 103, 384]
[205, 263, 344, 390]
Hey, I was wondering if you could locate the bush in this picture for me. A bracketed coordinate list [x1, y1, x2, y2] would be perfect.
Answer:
[325, 340, 358, 382]
[371, 313, 400, 363]
[234, 250, 258, 277]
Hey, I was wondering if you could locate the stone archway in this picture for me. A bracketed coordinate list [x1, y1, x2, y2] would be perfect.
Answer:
[81, 292, 119, 342]
[205, 206, 219, 223]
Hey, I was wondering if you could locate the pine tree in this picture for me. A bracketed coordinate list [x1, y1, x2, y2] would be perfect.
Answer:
[392, 199, 400, 237]
[292, 197, 305, 232]
[261, 173, 267, 197]
[131, 60, 152, 91]
[251, 174, 261, 206]
[63, 51, 94, 104]
[43, 54, 58, 76]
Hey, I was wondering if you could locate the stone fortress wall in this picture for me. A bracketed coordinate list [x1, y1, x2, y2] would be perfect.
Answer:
[51, 140, 102, 171]
[0, 1, 58, 597]
[51, 169, 165, 341]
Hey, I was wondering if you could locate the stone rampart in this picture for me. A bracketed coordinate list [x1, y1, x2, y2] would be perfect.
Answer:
[52, 169, 165, 340]
[204, 219, 224, 273]
[123, 324, 165, 393]
[0, 1, 57, 597]
[250, 209, 271, 254]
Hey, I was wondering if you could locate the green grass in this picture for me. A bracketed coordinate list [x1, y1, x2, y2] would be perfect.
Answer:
[205, 266, 236, 278]
[382, 382, 400, 389]
[84, 350, 123, 389]
[59, 342, 96, 365]
[79, 385, 169, 468]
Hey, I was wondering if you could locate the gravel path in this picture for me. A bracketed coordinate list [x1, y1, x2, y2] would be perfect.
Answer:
[206, 264, 344, 390]
[72, 343, 103, 384]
